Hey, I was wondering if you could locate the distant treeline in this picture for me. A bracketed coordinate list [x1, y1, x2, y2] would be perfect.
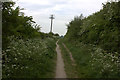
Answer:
[64, 1, 120, 53]
[2, 2, 59, 50]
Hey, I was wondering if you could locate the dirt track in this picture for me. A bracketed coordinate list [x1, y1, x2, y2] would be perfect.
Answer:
[55, 41, 67, 78]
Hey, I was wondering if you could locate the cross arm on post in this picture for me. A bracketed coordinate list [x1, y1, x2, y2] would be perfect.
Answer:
[49, 15, 55, 19]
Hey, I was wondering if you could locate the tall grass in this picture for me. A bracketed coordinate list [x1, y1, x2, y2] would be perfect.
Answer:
[63, 41, 119, 78]
[2, 36, 57, 78]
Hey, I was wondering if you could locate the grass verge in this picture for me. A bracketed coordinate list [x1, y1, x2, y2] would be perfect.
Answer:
[58, 39, 78, 78]
[63, 40, 119, 78]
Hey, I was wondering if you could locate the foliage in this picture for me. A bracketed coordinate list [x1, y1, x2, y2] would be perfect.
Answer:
[2, 2, 59, 78]
[2, 2, 41, 50]
[64, 1, 120, 78]
[89, 47, 119, 78]
[65, 14, 83, 42]
[2, 36, 57, 78]
[65, 1, 120, 53]
[63, 41, 119, 78]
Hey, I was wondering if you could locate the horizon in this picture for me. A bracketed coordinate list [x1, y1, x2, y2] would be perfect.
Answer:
[13, 0, 107, 36]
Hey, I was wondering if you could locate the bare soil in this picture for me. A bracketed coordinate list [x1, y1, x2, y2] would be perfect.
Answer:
[55, 41, 67, 78]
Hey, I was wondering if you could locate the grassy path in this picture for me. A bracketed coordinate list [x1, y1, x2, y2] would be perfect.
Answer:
[58, 40, 78, 78]
[62, 43, 76, 66]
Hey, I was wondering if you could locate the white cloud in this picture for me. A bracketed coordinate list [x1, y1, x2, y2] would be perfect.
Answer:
[13, 0, 107, 35]
[15, 0, 51, 5]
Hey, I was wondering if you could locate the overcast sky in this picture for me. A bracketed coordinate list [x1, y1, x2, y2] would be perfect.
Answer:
[13, 0, 107, 35]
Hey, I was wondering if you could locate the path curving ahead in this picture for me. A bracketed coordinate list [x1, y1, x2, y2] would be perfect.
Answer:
[55, 41, 67, 78]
